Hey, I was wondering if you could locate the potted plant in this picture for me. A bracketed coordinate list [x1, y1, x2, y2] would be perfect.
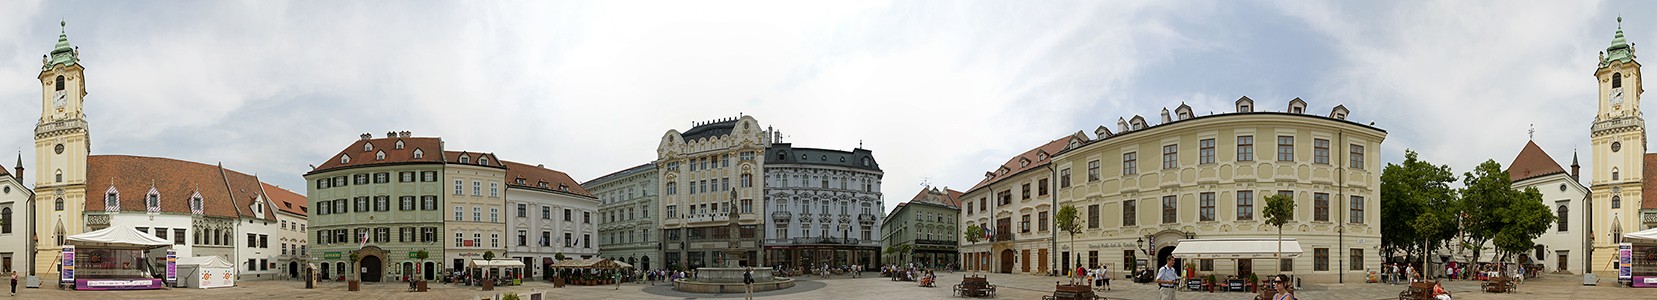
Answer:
[1205, 274, 1217, 293]
[347, 251, 362, 292]
[410, 250, 430, 292]
[1247, 273, 1259, 293]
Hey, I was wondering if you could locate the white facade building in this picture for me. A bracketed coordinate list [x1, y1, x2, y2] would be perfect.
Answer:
[762, 143, 884, 269]
[586, 163, 661, 270]
[1, 160, 33, 276]
[1505, 141, 1590, 274]
[503, 161, 597, 279]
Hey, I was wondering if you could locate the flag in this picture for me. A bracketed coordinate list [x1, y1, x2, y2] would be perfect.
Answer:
[359, 232, 369, 249]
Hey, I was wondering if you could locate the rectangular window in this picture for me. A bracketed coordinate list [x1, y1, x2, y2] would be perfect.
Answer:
[584, 211, 591, 224]
[173, 229, 185, 245]
[1277, 135, 1295, 162]
[1088, 160, 1102, 181]
[1314, 248, 1329, 271]
[1277, 190, 1294, 220]
[318, 201, 330, 215]
[1350, 144, 1366, 169]
[453, 180, 463, 195]
[516, 203, 527, 218]
[1199, 138, 1215, 164]
[1350, 248, 1364, 270]
[454, 206, 462, 221]
[373, 172, 389, 183]
[1059, 168, 1071, 188]
[455, 232, 463, 247]
[491, 233, 499, 248]
[422, 171, 437, 182]
[1314, 193, 1329, 222]
[1038, 211, 1049, 232]
[565, 209, 572, 221]
[1122, 153, 1137, 175]
[354, 174, 369, 185]
[400, 196, 415, 211]
[491, 208, 500, 223]
[1350, 196, 1365, 224]
[1162, 144, 1178, 169]
[375, 196, 389, 211]
[1087, 204, 1100, 228]
[1122, 200, 1137, 226]
[1021, 183, 1031, 200]
[1020, 214, 1031, 233]
[355, 197, 368, 212]
[1038, 178, 1049, 196]
[999, 191, 1012, 205]
[1200, 259, 1214, 271]
[1161, 195, 1177, 224]
[422, 196, 437, 210]
[473, 181, 481, 196]
[666, 205, 677, 219]
[564, 233, 572, 247]
[542, 206, 551, 219]
[1199, 192, 1215, 222]
[1237, 191, 1254, 221]
[473, 207, 481, 222]
[490, 182, 499, 198]
[1281, 258, 1294, 272]
[400, 171, 414, 182]
[1237, 135, 1254, 162]
[741, 199, 753, 214]
[1313, 138, 1331, 164]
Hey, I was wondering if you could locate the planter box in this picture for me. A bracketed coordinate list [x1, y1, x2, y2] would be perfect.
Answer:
[482, 280, 494, 291]
[416, 280, 428, 292]
[348, 280, 360, 291]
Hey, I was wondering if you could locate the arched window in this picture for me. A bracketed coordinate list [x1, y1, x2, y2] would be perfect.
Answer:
[1, 206, 11, 234]
[55, 169, 62, 183]
[1557, 205, 1568, 231]
[1614, 72, 1624, 89]
[55, 75, 65, 91]
[1613, 167, 1620, 181]
[55, 198, 63, 211]
[1613, 196, 1622, 209]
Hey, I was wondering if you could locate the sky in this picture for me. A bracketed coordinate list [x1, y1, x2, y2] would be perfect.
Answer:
[0, 0, 1649, 214]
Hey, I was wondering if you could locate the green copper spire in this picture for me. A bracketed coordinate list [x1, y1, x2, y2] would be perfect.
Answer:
[42, 20, 79, 71]
[1605, 16, 1637, 66]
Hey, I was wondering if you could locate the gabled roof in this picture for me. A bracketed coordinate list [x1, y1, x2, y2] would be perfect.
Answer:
[965, 132, 1089, 193]
[908, 187, 963, 208]
[503, 160, 594, 197]
[581, 163, 655, 187]
[309, 136, 444, 175]
[1507, 140, 1567, 183]
[443, 151, 505, 169]
[262, 182, 307, 216]
[85, 155, 272, 219]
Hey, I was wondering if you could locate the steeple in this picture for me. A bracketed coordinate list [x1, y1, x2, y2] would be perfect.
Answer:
[1604, 16, 1637, 66]
[42, 20, 79, 71]
[1571, 151, 1581, 181]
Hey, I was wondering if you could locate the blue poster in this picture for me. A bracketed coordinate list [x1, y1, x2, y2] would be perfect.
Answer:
[1620, 243, 1633, 280]
[61, 245, 75, 284]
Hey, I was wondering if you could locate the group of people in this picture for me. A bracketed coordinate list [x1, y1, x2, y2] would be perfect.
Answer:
[1072, 265, 1111, 291]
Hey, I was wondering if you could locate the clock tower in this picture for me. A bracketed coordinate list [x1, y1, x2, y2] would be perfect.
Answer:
[31, 21, 90, 279]
[1589, 17, 1645, 276]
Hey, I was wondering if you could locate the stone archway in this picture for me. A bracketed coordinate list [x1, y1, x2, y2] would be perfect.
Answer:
[361, 256, 383, 282]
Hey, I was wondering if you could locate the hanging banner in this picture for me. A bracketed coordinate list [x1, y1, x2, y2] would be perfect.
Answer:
[61, 245, 76, 284]
[1620, 243, 1634, 281]
[165, 250, 178, 284]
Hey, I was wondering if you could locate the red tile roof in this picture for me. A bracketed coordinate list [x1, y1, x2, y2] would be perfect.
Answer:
[86, 155, 274, 220]
[1506, 140, 1566, 183]
[965, 132, 1089, 193]
[443, 151, 505, 169]
[503, 160, 594, 197]
[908, 187, 964, 208]
[1644, 154, 1657, 209]
[262, 182, 308, 216]
[310, 136, 444, 175]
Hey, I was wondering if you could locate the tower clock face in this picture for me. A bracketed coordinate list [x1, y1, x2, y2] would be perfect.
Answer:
[1613, 88, 1626, 106]
[53, 90, 67, 109]
[55, 144, 64, 154]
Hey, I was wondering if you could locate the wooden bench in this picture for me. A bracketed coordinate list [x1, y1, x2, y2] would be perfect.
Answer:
[953, 275, 996, 298]
[1482, 277, 1514, 293]
[1398, 280, 1438, 300]
[1041, 284, 1099, 300]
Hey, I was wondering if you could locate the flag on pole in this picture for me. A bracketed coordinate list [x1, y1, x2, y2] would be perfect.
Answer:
[359, 232, 369, 249]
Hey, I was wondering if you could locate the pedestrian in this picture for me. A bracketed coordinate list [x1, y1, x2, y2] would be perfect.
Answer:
[1101, 265, 1111, 291]
[1271, 275, 1294, 300]
[1155, 257, 1180, 300]
[9, 271, 17, 296]
[743, 267, 755, 300]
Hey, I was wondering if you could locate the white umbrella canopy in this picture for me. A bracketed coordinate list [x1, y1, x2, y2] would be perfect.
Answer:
[66, 226, 172, 250]
[1624, 227, 1657, 242]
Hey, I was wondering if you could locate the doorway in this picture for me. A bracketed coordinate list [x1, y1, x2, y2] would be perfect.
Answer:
[999, 249, 1015, 273]
[361, 256, 383, 282]
[289, 262, 298, 278]
[320, 262, 331, 280]
[424, 262, 436, 280]
[642, 255, 651, 270]
[402, 262, 414, 281]
[1156, 246, 1178, 275]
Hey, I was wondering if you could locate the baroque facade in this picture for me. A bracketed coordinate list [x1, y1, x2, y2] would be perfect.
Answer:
[586, 163, 661, 270]
[960, 133, 1083, 276]
[962, 97, 1386, 284]
[762, 143, 884, 269]
[657, 116, 770, 269]
[502, 160, 598, 279]
[1588, 19, 1657, 276]
[881, 186, 960, 268]
[306, 133, 448, 282]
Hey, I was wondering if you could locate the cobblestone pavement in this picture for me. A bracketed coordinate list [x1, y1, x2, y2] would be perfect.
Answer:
[9, 272, 1657, 299]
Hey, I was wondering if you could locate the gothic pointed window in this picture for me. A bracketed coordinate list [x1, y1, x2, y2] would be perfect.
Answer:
[55, 76, 64, 91]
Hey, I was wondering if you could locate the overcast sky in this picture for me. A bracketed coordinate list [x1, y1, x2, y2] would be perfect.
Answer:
[0, 1, 1649, 213]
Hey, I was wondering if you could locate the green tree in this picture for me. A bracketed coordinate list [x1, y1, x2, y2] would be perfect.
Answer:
[963, 224, 984, 274]
[483, 250, 496, 261]
[1460, 160, 1555, 264]
[1492, 187, 1554, 263]
[885, 242, 913, 264]
[1055, 205, 1082, 280]
[1381, 149, 1459, 262]
[1262, 193, 1296, 261]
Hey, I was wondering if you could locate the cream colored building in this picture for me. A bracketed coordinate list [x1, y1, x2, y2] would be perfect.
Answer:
[443, 151, 508, 272]
[964, 98, 1385, 284]
[960, 133, 1086, 276]
[33, 24, 91, 279]
[1588, 20, 1653, 277]
[657, 115, 770, 269]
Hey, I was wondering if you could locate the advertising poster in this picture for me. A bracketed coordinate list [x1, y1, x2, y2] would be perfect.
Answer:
[165, 250, 177, 284]
[1620, 243, 1634, 280]
[61, 245, 75, 284]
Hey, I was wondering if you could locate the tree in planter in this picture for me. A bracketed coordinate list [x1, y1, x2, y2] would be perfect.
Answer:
[962, 224, 985, 275]
[1054, 205, 1082, 282]
[348, 251, 362, 283]
[885, 242, 913, 265]
[1261, 193, 1295, 275]
[411, 250, 431, 282]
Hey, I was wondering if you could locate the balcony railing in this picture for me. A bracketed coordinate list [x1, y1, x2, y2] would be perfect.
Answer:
[915, 239, 956, 246]
[771, 211, 792, 222]
[768, 237, 864, 245]
[685, 214, 732, 223]
[859, 213, 876, 223]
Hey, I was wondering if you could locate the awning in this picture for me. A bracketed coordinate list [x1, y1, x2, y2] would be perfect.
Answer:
[1169, 238, 1303, 259]
[549, 258, 633, 269]
[177, 256, 234, 268]
[468, 259, 526, 268]
[1625, 227, 1657, 242]
[66, 226, 172, 250]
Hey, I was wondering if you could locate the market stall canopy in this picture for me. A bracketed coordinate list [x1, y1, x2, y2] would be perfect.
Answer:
[1169, 238, 1303, 259]
[1625, 227, 1657, 241]
[469, 259, 527, 268]
[549, 258, 633, 269]
[66, 226, 172, 250]
[177, 256, 233, 268]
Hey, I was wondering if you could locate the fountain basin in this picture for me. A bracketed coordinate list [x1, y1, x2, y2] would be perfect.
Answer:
[673, 267, 795, 293]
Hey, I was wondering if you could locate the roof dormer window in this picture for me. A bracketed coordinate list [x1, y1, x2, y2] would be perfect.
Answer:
[189, 192, 203, 215]
[479, 157, 490, 166]
[340, 155, 350, 164]
[375, 150, 386, 161]
[146, 187, 161, 213]
[413, 149, 424, 159]
[395, 140, 405, 150]
[459, 155, 470, 164]
[104, 186, 120, 212]
[364, 142, 374, 152]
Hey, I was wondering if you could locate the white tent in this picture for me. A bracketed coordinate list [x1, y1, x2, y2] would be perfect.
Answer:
[469, 260, 527, 268]
[66, 226, 172, 250]
[176, 256, 236, 289]
[1170, 238, 1304, 259]
[1625, 227, 1657, 242]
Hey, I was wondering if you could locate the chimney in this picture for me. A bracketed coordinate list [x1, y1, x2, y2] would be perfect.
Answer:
[1571, 151, 1581, 181]
[386, 131, 396, 138]
[360, 133, 372, 140]
[400, 131, 411, 138]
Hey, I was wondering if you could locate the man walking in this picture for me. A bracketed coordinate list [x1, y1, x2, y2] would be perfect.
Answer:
[1155, 257, 1179, 300]
[743, 267, 755, 300]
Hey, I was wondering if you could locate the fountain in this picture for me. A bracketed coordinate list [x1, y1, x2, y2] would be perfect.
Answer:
[673, 191, 795, 293]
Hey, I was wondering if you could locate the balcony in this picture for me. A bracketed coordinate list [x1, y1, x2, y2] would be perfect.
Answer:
[685, 214, 733, 224]
[783, 237, 863, 245]
[771, 211, 792, 222]
[915, 239, 956, 246]
[858, 213, 876, 223]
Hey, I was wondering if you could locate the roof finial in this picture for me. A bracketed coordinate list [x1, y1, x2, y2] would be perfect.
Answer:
[1528, 123, 1534, 140]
